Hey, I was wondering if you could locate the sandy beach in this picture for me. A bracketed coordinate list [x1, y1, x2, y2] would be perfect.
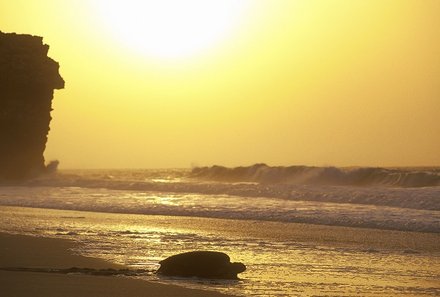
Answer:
[0, 205, 439, 296]
[0, 232, 234, 297]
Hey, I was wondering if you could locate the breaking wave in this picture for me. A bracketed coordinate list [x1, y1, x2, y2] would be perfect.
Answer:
[2, 166, 440, 211]
[1, 167, 439, 232]
[191, 164, 440, 188]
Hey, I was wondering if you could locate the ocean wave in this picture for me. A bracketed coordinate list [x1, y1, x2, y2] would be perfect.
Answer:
[191, 164, 440, 188]
[2, 167, 440, 211]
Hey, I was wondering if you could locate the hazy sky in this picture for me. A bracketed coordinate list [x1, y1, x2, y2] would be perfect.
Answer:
[1, 0, 439, 168]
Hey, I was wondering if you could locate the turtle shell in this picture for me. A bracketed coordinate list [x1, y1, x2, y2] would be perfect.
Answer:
[157, 251, 245, 279]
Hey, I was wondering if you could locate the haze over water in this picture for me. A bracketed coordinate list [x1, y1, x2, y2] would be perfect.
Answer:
[1, 0, 439, 169]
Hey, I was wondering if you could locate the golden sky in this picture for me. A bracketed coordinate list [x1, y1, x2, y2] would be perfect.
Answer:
[1, 0, 439, 168]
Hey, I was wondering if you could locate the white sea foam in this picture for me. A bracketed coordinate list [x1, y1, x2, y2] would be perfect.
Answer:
[0, 169, 439, 232]
[5, 167, 440, 211]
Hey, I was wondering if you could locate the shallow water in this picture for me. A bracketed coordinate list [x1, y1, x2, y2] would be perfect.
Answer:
[0, 206, 439, 297]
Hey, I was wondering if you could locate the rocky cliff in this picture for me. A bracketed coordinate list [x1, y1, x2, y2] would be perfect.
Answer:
[0, 31, 64, 180]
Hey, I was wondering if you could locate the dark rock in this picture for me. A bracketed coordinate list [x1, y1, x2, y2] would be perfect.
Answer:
[157, 251, 246, 279]
[0, 31, 64, 180]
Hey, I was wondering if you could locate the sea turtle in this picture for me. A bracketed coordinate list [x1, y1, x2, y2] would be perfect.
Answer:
[157, 251, 246, 279]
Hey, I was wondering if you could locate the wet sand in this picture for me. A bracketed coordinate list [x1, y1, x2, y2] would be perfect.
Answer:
[149, 215, 440, 253]
[0, 233, 234, 297]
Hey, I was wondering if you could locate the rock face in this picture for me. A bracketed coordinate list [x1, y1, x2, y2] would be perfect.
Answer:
[0, 31, 64, 180]
[157, 251, 246, 279]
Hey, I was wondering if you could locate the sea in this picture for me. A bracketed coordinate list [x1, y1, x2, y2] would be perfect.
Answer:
[0, 165, 439, 296]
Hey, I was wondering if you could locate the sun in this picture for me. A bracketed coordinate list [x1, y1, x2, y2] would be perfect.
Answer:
[93, 0, 250, 59]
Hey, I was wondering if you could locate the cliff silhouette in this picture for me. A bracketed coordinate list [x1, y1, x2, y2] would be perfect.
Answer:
[0, 31, 64, 180]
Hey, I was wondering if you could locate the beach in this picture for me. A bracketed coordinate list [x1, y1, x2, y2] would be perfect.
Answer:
[0, 168, 439, 296]
[0, 232, 234, 297]
[2, 0, 440, 295]
[1, 205, 439, 296]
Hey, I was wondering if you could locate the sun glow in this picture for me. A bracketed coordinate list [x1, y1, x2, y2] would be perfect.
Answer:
[93, 0, 250, 59]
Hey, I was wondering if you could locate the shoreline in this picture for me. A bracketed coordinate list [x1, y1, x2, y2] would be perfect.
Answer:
[0, 232, 235, 297]
[1, 206, 439, 296]
[1, 205, 439, 254]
